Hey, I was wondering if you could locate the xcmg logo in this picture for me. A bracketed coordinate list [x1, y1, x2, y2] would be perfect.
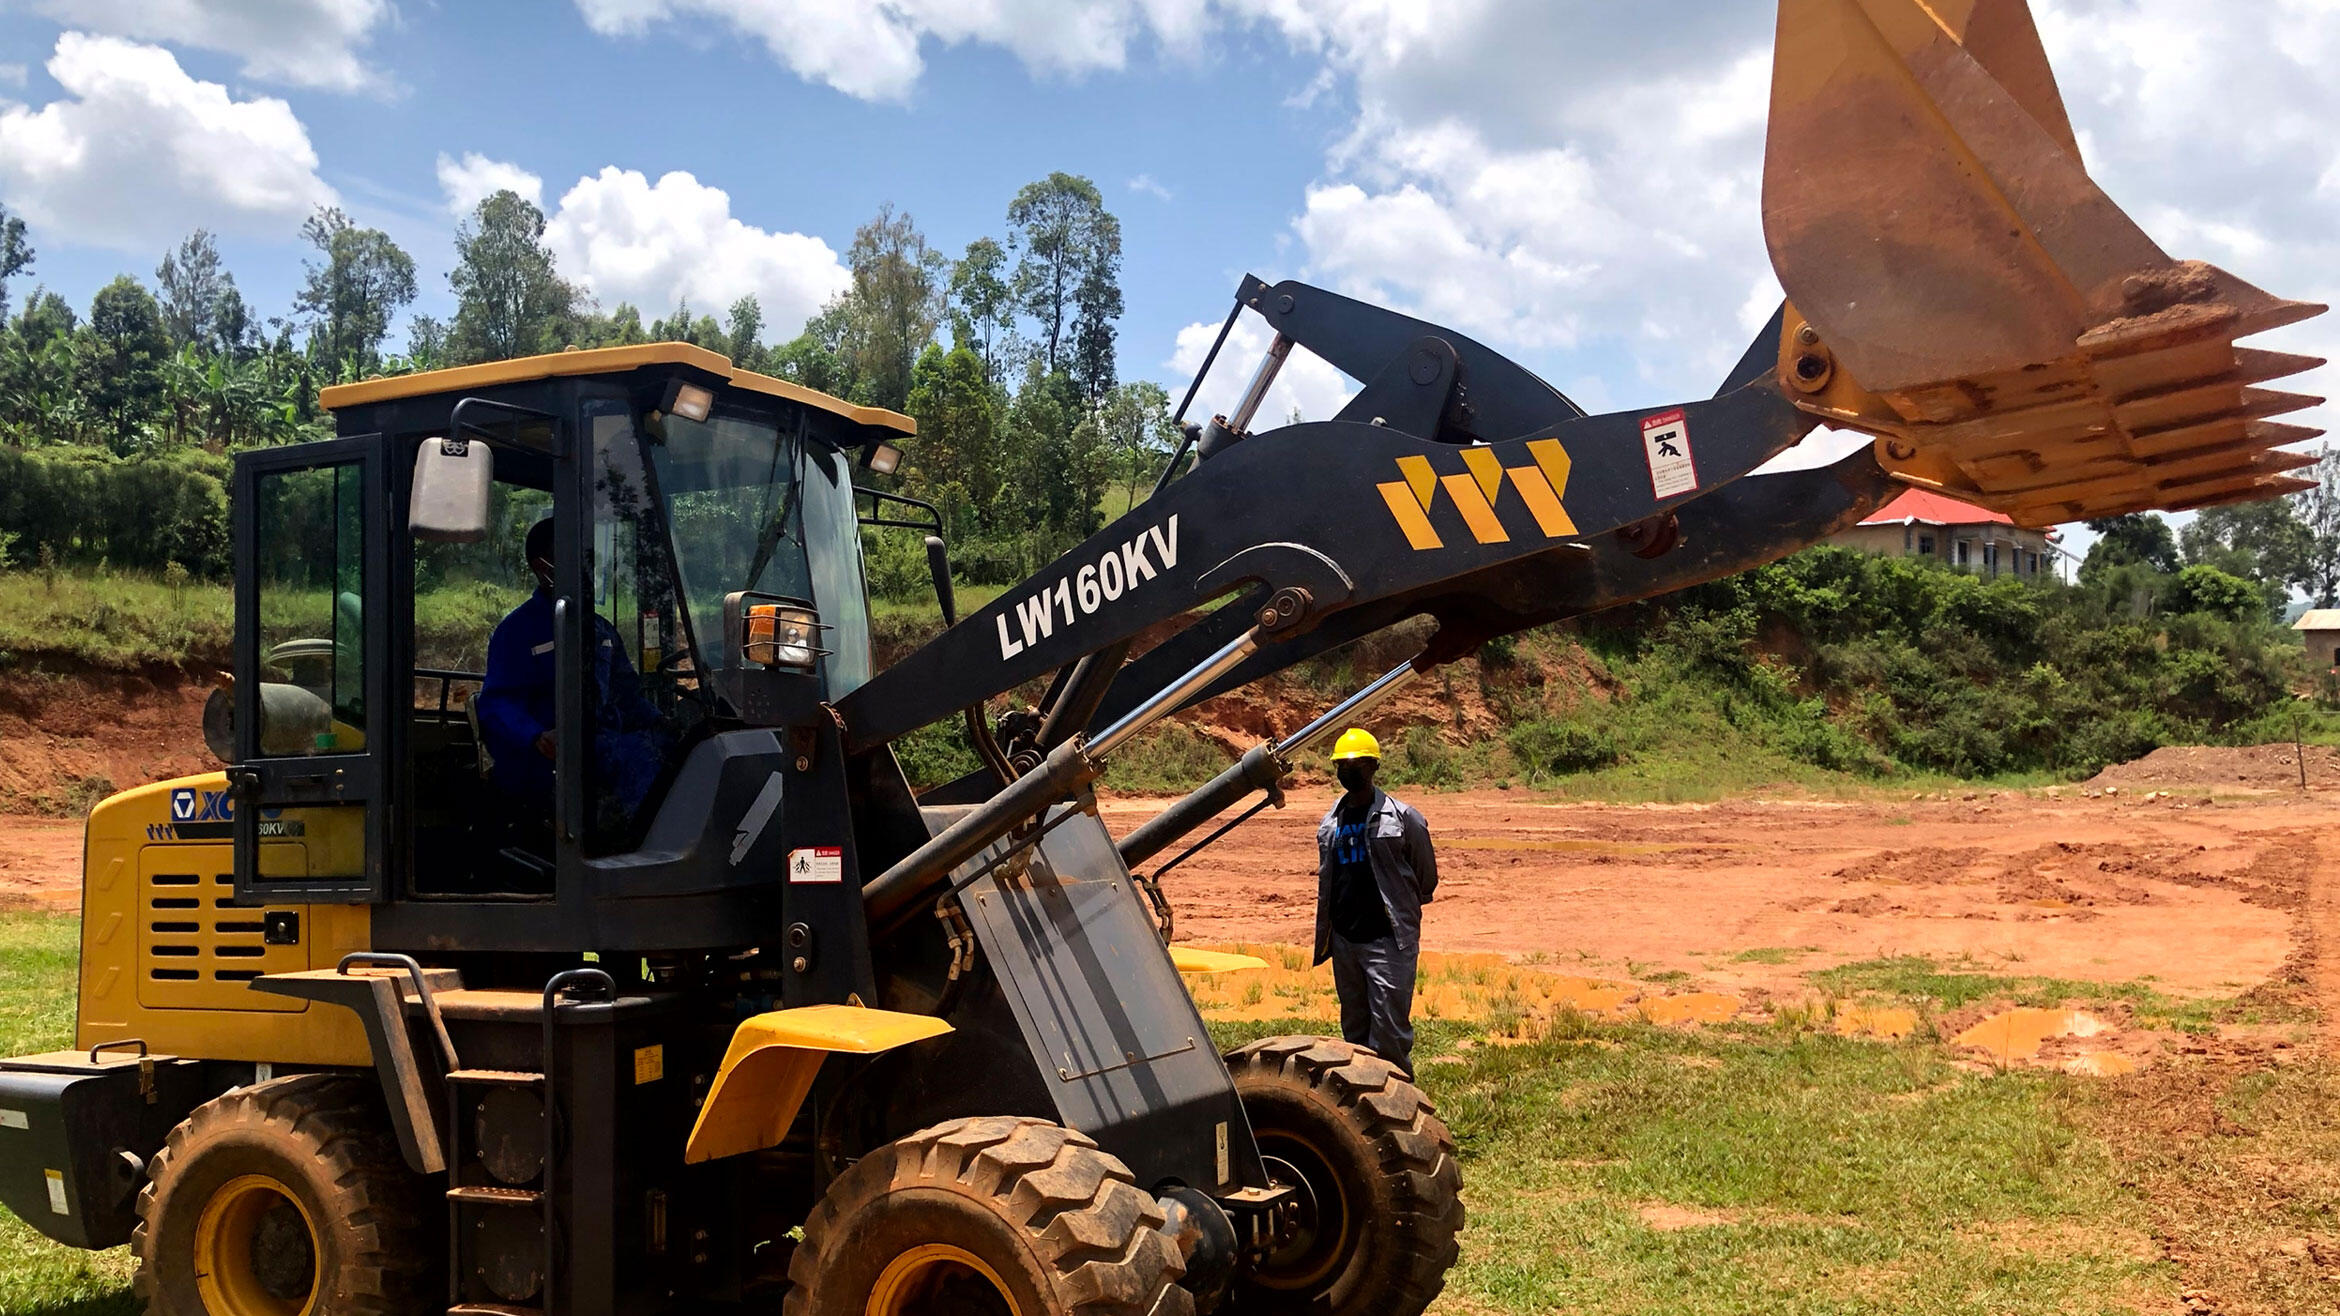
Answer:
[170, 787, 234, 823]
[1375, 439, 1578, 551]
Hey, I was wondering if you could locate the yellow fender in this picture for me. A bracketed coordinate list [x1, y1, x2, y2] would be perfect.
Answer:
[1169, 946, 1270, 974]
[683, 1004, 951, 1164]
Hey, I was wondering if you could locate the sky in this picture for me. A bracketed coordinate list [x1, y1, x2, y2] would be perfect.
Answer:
[0, 0, 2333, 555]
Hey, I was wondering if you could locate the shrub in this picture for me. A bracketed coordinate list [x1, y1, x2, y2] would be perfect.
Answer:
[2167, 564, 2261, 622]
[1507, 718, 1621, 776]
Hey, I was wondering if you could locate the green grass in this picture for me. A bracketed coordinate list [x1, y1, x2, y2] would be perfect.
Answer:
[1209, 1009, 2163, 1315]
[1810, 955, 2231, 1034]
[0, 570, 230, 669]
[0, 916, 2301, 1315]
[1729, 946, 1815, 966]
[0, 914, 137, 1316]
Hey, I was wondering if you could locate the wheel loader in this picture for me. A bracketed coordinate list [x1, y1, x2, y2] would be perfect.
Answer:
[0, 3, 2321, 1314]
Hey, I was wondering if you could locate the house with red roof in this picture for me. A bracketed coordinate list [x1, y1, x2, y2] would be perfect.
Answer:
[1826, 488, 2061, 579]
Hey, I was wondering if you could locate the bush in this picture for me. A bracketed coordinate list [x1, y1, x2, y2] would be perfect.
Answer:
[862, 527, 936, 603]
[1583, 545, 2311, 780]
[0, 446, 230, 577]
[2167, 564, 2261, 622]
[1507, 718, 1621, 776]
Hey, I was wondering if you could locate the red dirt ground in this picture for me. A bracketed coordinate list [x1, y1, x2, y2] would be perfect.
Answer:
[1099, 777, 2326, 1001]
[0, 673, 2325, 1014]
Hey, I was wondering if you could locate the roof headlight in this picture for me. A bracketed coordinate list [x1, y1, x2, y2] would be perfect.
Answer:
[670, 382, 715, 423]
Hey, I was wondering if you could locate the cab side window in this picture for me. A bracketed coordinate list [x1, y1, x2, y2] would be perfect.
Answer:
[251, 463, 365, 756]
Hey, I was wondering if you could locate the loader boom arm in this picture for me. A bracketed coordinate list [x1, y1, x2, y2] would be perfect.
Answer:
[835, 288, 1824, 755]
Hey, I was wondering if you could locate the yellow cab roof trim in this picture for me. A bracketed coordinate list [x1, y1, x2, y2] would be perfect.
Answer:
[317, 341, 916, 438]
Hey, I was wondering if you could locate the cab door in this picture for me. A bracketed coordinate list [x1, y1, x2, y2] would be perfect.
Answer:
[229, 437, 391, 903]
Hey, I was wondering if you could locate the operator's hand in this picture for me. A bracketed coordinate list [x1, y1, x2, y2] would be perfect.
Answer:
[535, 731, 557, 760]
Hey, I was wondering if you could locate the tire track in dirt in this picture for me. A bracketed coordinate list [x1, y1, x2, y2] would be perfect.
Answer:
[2301, 830, 2340, 1052]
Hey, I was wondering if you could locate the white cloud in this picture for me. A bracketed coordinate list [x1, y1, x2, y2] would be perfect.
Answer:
[2029, 0, 2339, 447]
[1254, 0, 2335, 460]
[563, 0, 2338, 467]
[542, 167, 851, 337]
[437, 152, 544, 217]
[573, 0, 1216, 102]
[34, 0, 393, 94]
[1128, 173, 1173, 200]
[1264, 7, 1782, 405]
[0, 33, 336, 250]
[1170, 316, 1355, 427]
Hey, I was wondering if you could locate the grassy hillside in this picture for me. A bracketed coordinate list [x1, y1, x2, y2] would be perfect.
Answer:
[5, 549, 2326, 802]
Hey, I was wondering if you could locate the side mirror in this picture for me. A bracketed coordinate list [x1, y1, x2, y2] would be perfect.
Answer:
[410, 436, 494, 542]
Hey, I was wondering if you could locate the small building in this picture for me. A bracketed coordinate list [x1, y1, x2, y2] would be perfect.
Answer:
[1825, 488, 2058, 579]
[2293, 610, 2340, 667]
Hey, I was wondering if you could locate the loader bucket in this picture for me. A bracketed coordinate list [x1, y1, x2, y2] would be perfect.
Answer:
[1764, 0, 2325, 525]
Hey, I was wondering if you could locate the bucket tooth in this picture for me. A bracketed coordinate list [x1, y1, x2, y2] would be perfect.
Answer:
[2124, 417, 2319, 461]
[1765, 0, 2324, 519]
[2232, 348, 2328, 387]
[2161, 476, 2318, 514]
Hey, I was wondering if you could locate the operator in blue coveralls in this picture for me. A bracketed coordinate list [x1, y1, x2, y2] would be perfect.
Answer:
[474, 518, 671, 834]
[1316, 728, 1439, 1076]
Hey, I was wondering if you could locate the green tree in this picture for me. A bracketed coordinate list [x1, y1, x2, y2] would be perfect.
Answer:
[0, 290, 80, 446]
[947, 237, 1015, 383]
[1097, 380, 1175, 505]
[2079, 513, 2179, 579]
[155, 230, 240, 354]
[724, 295, 765, 371]
[842, 204, 943, 411]
[903, 343, 1005, 536]
[2167, 563, 2263, 621]
[2304, 447, 2340, 608]
[768, 300, 854, 398]
[294, 207, 417, 375]
[75, 275, 172, 455]
[1006, 173, 1119, 388]
[447, 191, 580, 364]
[646, 299, 729, 353]
[1067, 224, 1123, 402]
[15, 288, 75, 350]
[210, 284, 254, 358]
[998, 366, 1102, 544]
[0, 204, 33, 324]
[577, 302, 648, 348]
[404, 315, 448, 369]
[2180, 497, 2313, 616]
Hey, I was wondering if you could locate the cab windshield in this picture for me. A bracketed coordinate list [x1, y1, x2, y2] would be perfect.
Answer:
[588, 399, 873, 706]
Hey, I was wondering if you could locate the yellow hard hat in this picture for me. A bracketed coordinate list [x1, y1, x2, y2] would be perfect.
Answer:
[1330, 728, 1381, 761]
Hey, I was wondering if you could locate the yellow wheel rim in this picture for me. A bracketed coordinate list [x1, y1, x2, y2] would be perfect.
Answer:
[865, 1242, 1020, 1316]
[192, 1173, 319, 1316]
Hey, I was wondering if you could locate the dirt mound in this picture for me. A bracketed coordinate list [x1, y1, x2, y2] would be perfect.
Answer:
[0, 663, 216, 816]
[2086, 743, 2340, 793]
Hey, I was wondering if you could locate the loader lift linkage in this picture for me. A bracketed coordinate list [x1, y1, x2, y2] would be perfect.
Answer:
[0, 4, 2322, 1315]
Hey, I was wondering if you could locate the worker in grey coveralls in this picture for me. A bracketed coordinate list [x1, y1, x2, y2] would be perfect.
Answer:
[1316, 727, 1438, 1076]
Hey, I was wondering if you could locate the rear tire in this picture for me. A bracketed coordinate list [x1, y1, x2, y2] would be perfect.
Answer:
[1223, 1036, 1463, 1316]
[135, 1073, 431, 1316]
[783, 1115, 1192, 1316]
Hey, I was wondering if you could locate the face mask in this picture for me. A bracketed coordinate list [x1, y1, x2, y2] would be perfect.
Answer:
[1336, 760, 1377, 796]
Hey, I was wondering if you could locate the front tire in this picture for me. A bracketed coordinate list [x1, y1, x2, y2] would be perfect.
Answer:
[1224, 1036, 1463, 1316]
[134, 1074, 431, 1316]
[784, 1115, 1192, 1316]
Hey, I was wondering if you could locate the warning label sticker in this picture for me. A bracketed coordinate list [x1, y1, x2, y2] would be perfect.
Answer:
[1640, 408, 1698, 500]
[788, 846, 843, 884]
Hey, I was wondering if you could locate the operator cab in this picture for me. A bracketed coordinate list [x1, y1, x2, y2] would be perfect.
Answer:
[222, 345, 911, 963]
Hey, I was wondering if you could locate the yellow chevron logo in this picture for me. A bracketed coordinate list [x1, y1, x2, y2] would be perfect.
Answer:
[1374, 439, 1576, 551]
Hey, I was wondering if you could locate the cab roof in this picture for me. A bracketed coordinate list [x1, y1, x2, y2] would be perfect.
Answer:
[317, 341, 916, 438]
